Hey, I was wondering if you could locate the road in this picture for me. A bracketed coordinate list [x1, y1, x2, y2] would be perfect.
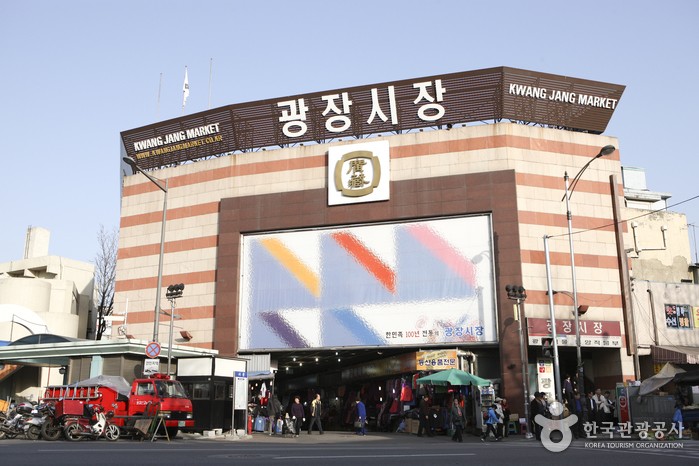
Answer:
[1, 431, 698, 465]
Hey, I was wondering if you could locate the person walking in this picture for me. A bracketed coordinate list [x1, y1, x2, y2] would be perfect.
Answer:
[355, 397, 367, 436]
[500, 398, 511, 438]
[481, 404, 501, 442]
[290, 396, 305, 437]
[266, 391, 282, 436]
[450, 397, 465, 442]
[416, 394, 433, 437]
[529, 392, 544, 441]
[308, 393, 324, 434]
[592, 389, 608, 425]
[493, 398, 505, 439]
[572, 393, 584, 438]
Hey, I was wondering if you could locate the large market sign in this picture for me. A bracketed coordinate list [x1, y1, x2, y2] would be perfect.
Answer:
[121, 66, 625, 170]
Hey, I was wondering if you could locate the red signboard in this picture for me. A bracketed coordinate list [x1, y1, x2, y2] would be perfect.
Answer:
[526, 318, 622, 348]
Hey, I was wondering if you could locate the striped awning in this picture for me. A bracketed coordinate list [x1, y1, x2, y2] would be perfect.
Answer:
[651, 346, 699, 365]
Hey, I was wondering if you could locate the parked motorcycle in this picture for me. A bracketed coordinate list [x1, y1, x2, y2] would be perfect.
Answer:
[0, 402, 42, 440]
[39, 402, 62, 441]
[63, 404, 120, 441]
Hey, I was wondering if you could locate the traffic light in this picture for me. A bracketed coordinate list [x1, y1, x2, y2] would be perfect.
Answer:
[166, 283, 185, 299]
[542, 337, 553, 358]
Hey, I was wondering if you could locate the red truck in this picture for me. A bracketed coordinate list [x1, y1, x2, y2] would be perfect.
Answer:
[42, 373, 194, 439]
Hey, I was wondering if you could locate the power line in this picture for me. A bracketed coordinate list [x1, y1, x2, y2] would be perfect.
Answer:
[549, 193, 699, 239]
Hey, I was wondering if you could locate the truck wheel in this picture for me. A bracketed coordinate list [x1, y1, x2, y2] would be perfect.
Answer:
[64, 422, 85, 441]
[41, 418, 63, 441]
[26, 425, 41, 440]
[166, 427, 179, 439]
[105, 424, 120, 441]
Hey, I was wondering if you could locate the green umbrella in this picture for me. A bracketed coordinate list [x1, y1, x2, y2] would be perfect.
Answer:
[417, 368, 491, 387]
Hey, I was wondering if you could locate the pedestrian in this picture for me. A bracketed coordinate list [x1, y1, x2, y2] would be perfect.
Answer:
[450, 397, 464, 442]
[529, 392, 544, 441]
[481, 404, 501, 442]
[672, 402, 683, 436]
[494, 398, 505, 438]
[563, 374, 575, 407]
[572, 393, 584, 438]
[355, 396, 366, 436]
[267, 391, 282, 436]
[308, 393, 324, 434]
[290, 396, 305, 437]
[603, 390, 615, 424]
[500, 398, 511, 437]
[584, 390, 596, 435]
[592, 389, 608, 425]
[416, 394, 433, 437]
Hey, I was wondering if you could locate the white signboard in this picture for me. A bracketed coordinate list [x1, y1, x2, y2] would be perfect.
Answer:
[234, 372, 248, 410]
[143, 358, 160, 376]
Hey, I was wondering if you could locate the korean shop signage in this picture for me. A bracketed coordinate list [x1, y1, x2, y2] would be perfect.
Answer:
[121, 66, 625, 170]
[328, 140, 389, 205]
[527, 317, 622, 348]
[416, 349, 458, 371]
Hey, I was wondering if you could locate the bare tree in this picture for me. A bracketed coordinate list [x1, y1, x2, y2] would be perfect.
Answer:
[94, 225, 118, 340]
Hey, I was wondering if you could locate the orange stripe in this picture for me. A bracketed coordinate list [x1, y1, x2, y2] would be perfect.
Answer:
[120, 201, 219, 229]
[517, 211, 617, 232]
[122, 135, 617, 199]
[260, 238, 320, 297]
[332, 232, 396, 293]
[122, 155, 326, 197]
[525, 290, 623, 308]
[522, 249, 620, 269]
[115, 270, 216, 293]
[125, 306, 214, 323]
[118, 236, 218, 260]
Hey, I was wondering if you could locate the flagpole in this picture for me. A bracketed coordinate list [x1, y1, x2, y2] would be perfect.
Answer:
[182, 66, 189, 115]
[157, 72, 163, 120]
[208, 58, 213, 109]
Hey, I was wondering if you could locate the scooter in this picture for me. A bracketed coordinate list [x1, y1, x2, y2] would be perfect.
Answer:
[0, 402, 42, 440]
[63, 404, 120, 441]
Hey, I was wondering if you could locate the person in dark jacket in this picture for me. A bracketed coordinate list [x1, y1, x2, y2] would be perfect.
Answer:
[308, 393, 324, 434]
[266, 392, 282, 436]
[450, 397, 465, 442]
[416, 394, 433, 437]
[529, 392, 545, 441]
[290, 396, 305, 437]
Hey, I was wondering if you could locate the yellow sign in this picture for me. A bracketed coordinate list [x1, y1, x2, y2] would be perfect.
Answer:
[416, 349, 458, 371]
[693, 306, 699, 329]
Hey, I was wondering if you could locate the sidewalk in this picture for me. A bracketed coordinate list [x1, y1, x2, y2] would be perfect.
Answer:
[180, 429, 532, 444]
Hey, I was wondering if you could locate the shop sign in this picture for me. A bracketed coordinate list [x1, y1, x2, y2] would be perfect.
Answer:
[143, 358, 160, 376]
[693, 306, 699, 328]
[536, 358, 555, 401]
[121, 67, 624, 170]
[328, 140, 389, 205]
[416, 349, 458, 371]
[527, 318, 622, 348]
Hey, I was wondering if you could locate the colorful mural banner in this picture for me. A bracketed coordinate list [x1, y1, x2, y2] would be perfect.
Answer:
[239, 216, 496, 350]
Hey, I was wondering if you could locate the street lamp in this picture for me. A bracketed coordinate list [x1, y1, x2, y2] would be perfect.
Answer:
[543, 236, 563, 403]
[122, 156, 169, 343]
[505, 284, 533, 439]
[165, 283, 184, 376]
[561, 145, 615, 400]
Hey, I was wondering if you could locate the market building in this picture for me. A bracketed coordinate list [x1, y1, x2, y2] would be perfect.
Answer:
[115, 66, 639, 430]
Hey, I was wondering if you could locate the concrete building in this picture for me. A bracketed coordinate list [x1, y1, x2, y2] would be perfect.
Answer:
[0, 227, 95, 401]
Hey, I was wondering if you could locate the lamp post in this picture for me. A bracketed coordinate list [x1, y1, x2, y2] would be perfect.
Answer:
[123, 156, 169, 343]
[165, 284, 184, 376]
[505, 284, 533, 439]
[543, 235, 563, 403]
[561, 144, 615, 399]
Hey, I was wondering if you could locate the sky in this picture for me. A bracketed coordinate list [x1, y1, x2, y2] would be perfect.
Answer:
[1, 0, 698, 265]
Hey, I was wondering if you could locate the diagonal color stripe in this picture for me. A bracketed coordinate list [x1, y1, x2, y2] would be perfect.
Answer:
[260, 238, 320, 298]
[331, 232, 396, 293]
[332, 308, 386, 345]
[407, 224, 476, 286]
[260, 312, 309, 348]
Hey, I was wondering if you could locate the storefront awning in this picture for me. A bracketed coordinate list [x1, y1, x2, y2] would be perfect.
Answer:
[651, 345, 699, 365]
